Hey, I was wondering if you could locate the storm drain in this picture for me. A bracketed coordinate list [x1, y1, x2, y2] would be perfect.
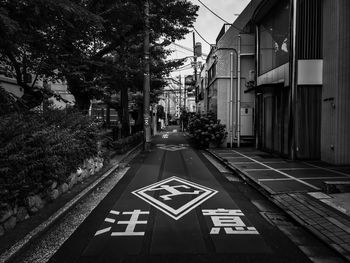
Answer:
[222, 172, 242, 182]
[260, 212, 294, 227]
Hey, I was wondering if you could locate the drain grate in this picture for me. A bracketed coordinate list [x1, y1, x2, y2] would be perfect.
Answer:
[260, 212, 293, 226]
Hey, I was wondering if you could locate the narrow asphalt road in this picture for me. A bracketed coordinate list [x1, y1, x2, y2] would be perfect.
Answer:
[32, 129, 343, 263]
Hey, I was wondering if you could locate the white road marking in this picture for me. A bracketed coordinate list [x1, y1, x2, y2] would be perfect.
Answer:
[95, 227, 112, 236]
[133, 176, 217, 220]
[231, 150, 320, 190]
[259, 176, 349, 182]
[104, 218, 115, 223]
[203, 209, 259, 235]
[302, 162, 350, 178]
[110, 210, 120, 215]
[111, 210, 149, 236]
[244, 168, 320, 171]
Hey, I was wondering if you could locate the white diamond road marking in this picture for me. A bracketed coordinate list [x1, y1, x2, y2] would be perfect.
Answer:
[158, 145, 188, 151]
[132, 176, 218, 220]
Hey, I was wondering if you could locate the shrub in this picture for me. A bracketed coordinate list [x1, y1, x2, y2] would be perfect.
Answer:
[188, 112, 227, 148]
[103, 131, 143, 154]
[0, 109, 100, 205]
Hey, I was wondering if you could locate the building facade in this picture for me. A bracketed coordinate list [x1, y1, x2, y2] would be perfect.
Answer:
[198, 0, 350, 164]
[253, 0, 350, 164]
[197, 0, 260, 146]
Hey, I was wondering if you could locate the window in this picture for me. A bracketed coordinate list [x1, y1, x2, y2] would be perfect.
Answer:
[258, 0, 290, 75]
[208, 63, 216, 84]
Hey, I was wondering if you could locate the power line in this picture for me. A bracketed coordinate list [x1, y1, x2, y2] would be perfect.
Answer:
[171, 42, 194, 53]
[197, 0, 229, 24]
[196, 0, 244, 32]
[171, 42, 208, 57]
[193, 27, 211, 46]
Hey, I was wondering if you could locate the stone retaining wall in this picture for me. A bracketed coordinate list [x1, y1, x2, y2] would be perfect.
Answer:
[0, 156, 104, 236]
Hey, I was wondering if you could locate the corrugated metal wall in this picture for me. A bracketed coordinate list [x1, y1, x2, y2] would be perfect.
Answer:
[322, 0, 350, 164]
[297, 0, 322, 59]
[295, 0, 322, 160]
[335, 0, 350, 164]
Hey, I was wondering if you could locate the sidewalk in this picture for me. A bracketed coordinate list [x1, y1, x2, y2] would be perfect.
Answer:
[208, 147, 350, 261]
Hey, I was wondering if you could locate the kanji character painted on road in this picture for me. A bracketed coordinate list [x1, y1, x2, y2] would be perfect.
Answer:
[202, 208, 259, 235]
[95, 209, 149, 237]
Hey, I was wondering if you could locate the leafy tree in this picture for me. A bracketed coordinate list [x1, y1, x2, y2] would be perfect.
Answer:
[0, 0, 198, 137]
[0, 0, 102, 110]
[61, 0, 198, 134]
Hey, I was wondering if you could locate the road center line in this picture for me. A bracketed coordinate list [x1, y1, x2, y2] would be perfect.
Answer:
[231, 150, 320, 190]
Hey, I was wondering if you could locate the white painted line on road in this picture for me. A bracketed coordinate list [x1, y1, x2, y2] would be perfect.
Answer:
[110, 210, 120, 215]
[258, 178, 290, 181]
[220, 156, 247, 159]
[231, 150, 320, 190]
[302, 162, 350, 178]
[133, 176, 217, 220]
[244, 168, 272, 171]
[0, 164, 132, 263]
[111, 210, 149, 236]
[203, 209, 259, 235]
[95, 227, 112, 236]
[259, 176, 349, 182]
[231, 161, 285, 164]
[245, 168, 321, 172]
[277, 168, 320, 171]
[104, 218, 115, 223]
[230, 161, 257, 164]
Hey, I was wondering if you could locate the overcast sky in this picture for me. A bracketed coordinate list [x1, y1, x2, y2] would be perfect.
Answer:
[169, 0, 250, 80]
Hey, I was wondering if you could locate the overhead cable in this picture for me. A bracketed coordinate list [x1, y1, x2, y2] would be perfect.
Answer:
[197, 0, 230, 24]
[196, 0, 244, 32]
[171, 42, 208, 57]
[171, 42, 194, 53]
[193, 27, 211, 46]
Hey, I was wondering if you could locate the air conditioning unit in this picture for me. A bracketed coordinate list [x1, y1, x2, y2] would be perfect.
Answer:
[248, 70, 255, 82]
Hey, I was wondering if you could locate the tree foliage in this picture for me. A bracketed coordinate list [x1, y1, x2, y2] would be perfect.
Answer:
[0, 0, 198, 114]
[0, 109, 100, 204]
[0, 0, 102, 110]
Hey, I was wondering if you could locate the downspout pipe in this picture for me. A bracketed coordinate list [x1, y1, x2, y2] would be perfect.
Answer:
[237, 34, 241, 148]
[289, 0, 298, 160]
[214, 47, 237, 148]
[230, 52, 234, 148]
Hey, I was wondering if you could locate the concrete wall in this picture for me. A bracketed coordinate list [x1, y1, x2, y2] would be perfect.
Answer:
[214, 31, 255, 144]
[321, 0, 350, 164]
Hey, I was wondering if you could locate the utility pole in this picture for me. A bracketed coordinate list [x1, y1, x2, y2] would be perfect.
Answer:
[143, 0, 151, 151]
[179, 75, 182, 110]
[193, 31, 197, 104]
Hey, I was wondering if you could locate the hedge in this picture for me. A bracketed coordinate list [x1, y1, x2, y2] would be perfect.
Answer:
[0, 109, 100, 206]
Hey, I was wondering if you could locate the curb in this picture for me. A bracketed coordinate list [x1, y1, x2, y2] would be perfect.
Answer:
[0, 143, 142, 263]
[205, 149, 271, 197]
